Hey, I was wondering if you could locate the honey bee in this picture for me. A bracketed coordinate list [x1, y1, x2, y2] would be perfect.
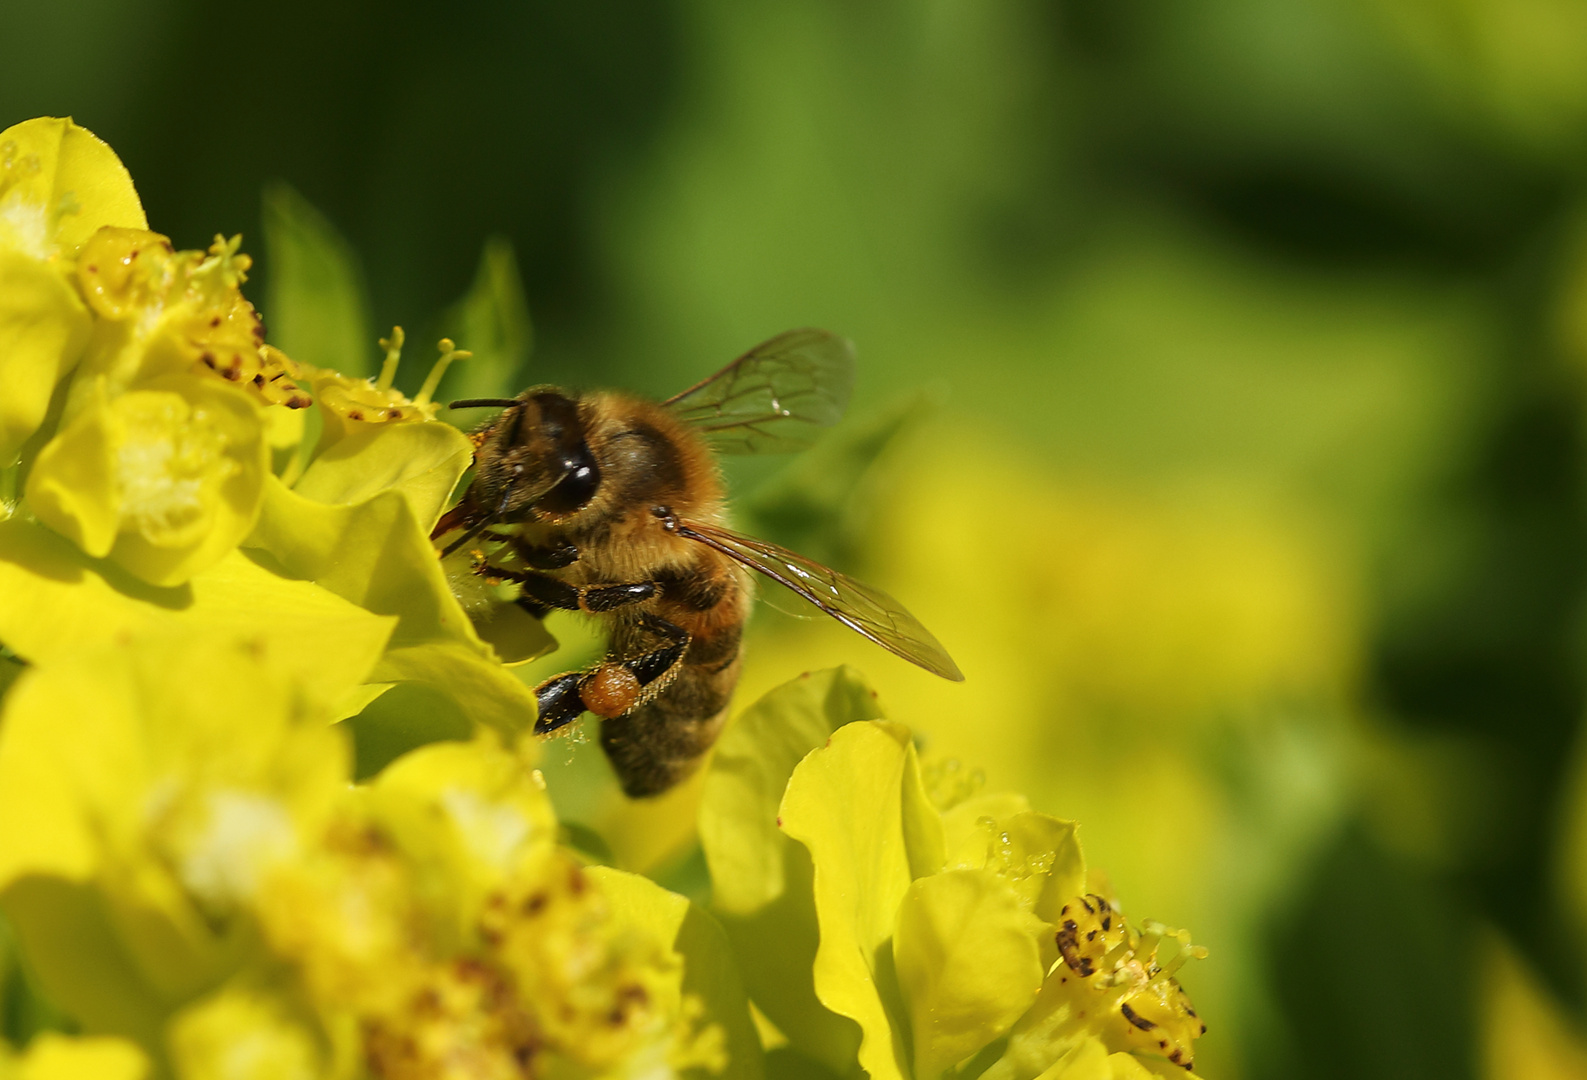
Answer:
[431, 328, 963, 796]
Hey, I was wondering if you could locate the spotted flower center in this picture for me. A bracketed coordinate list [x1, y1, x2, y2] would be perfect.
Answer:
[1051, 893, 1207, 1072]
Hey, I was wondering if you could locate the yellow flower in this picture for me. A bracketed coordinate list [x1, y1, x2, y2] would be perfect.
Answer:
[977, 895, 1205, 1079]
[24, 374, 268, 586]
[0, 629, 725, 1079]
[699, 669, 1209, 1080]
[166, 984, 327, 1080]
[69, 228, 311, 411]
[0, 117, 145, 463]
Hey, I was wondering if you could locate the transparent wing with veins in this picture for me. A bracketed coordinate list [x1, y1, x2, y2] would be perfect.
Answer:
[663, 328, 856, 455]
[676, 520, 964, 681]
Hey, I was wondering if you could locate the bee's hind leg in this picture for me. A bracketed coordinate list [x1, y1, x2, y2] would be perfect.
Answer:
[530, 616, 691, 734]
[533, 672, 588, 734]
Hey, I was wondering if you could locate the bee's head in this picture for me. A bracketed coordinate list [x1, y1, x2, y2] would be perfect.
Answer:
[473, 389, 602, 522]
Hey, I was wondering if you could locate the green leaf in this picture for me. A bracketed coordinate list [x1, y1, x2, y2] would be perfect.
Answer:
[588, 867, 765, 1080]
[777, 721, 946, 1080]
[699, 669, 885, 1075]
[893, 869, 1045, 1080]
[439, 237, 532, 416]
[261, 184, 373, 378]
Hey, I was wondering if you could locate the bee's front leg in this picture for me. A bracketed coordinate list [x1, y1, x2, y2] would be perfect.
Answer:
[532, 616, 691, 735]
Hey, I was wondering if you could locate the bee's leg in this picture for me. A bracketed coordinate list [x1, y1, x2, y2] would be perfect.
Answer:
[531, 630, 689, 733]
[484, 567, 659, 614]
[514, 595, 554, 621]
[531, 617, 692, 732]
[494, 539, 579, 570]
[580, 615, 691, 719]
[533, 672, 587, 734]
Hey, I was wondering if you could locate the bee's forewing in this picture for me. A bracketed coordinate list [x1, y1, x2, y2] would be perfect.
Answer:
[677, 521, 964, 681]
[662, 328, 855, 455]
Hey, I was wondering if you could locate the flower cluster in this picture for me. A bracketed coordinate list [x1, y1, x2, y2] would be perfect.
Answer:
[699, 668, 1206, 1080]
[0, 117, 1208, 1080]
[0, 635, 715, 1080]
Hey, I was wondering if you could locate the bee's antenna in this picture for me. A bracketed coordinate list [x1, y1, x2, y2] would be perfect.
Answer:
[449, 398, 520, 410]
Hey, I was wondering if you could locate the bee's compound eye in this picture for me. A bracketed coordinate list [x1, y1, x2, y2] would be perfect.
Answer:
[537, 444, 602, 514]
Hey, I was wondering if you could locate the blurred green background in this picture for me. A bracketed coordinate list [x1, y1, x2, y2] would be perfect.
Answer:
[11, 0, 1587, 1077]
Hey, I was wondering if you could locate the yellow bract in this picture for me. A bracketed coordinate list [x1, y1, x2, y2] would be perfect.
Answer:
[0, 118, 145, 463]
[26, 376, 267, 586]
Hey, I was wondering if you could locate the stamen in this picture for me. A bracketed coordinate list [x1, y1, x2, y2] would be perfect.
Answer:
[415, 338, 472, 408]
[376, 327, 405, 392]
[191, 233, 252, 295]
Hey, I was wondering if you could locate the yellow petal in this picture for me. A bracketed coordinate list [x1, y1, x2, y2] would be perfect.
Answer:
[0, 117, 146, 257]
[167, 983, 325, 1080]
[699, 668, 885, 1075]
[22, 378, 119, 556]
[0, 248, 91, 463]
[777, 720, 939, 1080]
[370, 733, 556, 916]
[894, 868, 1045, 1079]
[292, 419, 473, 531]
[26, 376, 267, 585]
[248, 476, 546, 731]
[589, 866, 763, 1080]
[0, 520, 393, 712]
[2, 878, 168, 1047]
[0, 661, 105, 884]
[13, 1033, 148, 1080]
[1481, 930, 1587, 1080]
